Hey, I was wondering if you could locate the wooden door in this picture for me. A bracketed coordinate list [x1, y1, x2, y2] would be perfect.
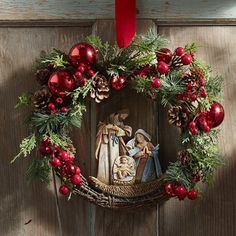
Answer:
[0, 20, 235, 236]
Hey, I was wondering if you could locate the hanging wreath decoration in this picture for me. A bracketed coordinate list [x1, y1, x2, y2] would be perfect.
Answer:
[12, 28, 225, 209]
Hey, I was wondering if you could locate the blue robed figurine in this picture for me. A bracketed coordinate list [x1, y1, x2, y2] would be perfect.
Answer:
[126, 129, 162, 183]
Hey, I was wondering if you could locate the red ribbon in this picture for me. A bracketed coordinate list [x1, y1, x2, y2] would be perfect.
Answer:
[115, 0, 136, 48]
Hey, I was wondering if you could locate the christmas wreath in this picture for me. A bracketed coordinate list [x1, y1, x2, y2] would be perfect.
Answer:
[13, 28, 224, 208]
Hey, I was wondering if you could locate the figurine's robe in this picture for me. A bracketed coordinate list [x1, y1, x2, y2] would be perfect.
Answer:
[95, 122, 132, 184]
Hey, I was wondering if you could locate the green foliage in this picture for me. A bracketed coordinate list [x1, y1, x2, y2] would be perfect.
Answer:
[68, 103, 87, 128]
[26, 157, 51, 183]
[35, 49, 69, 70]
[15, 93, 31, 108]
[205, 75, 224, 101]
[71, 79, 93, 102]
[185, 42, 198, 54]
[11, 133, 36, 163]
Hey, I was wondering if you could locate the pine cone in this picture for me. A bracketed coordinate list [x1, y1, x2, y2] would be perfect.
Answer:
[190, 67, 205, 80]
[177, 150, 190, 165]
[90, 75, 110, 103]
[168, 105, 189, 127]
[32, 87, 52, 112]
[35, 68, 51, 85]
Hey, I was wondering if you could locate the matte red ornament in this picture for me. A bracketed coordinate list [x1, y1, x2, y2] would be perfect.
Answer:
[187, 189, 198, 200]
[175, 186, 187, 200]
[111, 76, 126, 90]
[59, 185, 70, 195]
[157, 61, 170, 74]
[209, 102, 224, 128]
[156, 48, 172, 63]
[48, 71, 76, 97]
[71, 174, 82, 186]
[69, 43, 97, 67]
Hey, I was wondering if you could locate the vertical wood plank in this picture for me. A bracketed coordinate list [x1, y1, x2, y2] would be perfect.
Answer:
[158, 26, 236, 236]
[92, 20, 159, 236]
[0, 26, 92, 236]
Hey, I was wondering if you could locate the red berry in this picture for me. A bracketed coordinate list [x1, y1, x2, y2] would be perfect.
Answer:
[75, 167, 81, 175]
[156, 48, 172, 63]
[71, 174, 82, 186]
[199, 79, 206, 86]
[79, 77, 88, 87]
[48, 102, 55, 111]
[50, 157, 61, 168]
[151, 77, 162, 89]
[190, 127, 199, 135]
[187, 189, 198, 200]
[186, 82, 193, 91]
[181, 54, 193, 65]
[41, 138, 51, 147]
[87, 69, 95, 77]
[78, 65, 85, 73]
[60, 107, 68, 113]
[175, 186, 187, 200]
[59, 150, 69, 162]
[74, 71, 82, 79]
[67, 164, 76, 175]
[190, 93, 198, 101]
[200, 87, 208, 98]
[164, 183, 176, 197]
[193, 174, 201, 183]
[39, 145, 52, 156]
[111, 76, 126, 90]
[175, 47, 185, 56]
[48, 63, 54, 69]
[203, 124, 211, 132]
[56, 97, 63, 104]
[157, 61, 170, 74]
[59, 185, 70, 195]
[188, 121, 196, 129]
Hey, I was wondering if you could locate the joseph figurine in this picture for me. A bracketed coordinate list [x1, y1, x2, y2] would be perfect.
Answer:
[95, 110, 132, 185]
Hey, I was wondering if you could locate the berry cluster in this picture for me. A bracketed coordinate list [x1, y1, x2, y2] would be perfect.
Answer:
[164, 183, 198, 201]
[39, 138, 82, 196]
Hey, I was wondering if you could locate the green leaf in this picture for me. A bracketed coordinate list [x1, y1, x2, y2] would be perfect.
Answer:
[15, 93, 31, 108]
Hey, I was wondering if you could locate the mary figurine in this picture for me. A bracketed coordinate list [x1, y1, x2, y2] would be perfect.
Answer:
[126, 129, 162, 183]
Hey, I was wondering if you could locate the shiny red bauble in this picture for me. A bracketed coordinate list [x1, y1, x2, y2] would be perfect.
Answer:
[48, 71, 76, 97]
[156, 48, 172, 63]
[175, 47, 185, 56]
[59, 150, 69, 162]
[111, 76, 126, 90]
[71, 174, 82, 186]
[157, 61, 170, 74]
[187, 189, 198, 200]
[175, 185, 188, 200]
[59, 185, 70, 195]
[181, 54, 193, 65]
[209, 102, 224, 128]
[164, 183, 176, 197]
[151, 77, 162, 89]
[69, 42, 97, 67]
[50, 157, 61, 168]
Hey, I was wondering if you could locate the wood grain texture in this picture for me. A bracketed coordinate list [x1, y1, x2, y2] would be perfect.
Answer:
[158, 26, 236, 236]
[0, 26, 91, 236]
[0, 0, 236, 23]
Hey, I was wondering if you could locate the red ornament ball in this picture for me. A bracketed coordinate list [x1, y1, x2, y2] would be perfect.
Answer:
[48, 71, 76, 97]
[157, 61, 170, 74]
[60, 107, 68, 113]
[48, 102, 55, 111]
[59, 150, 69, 162]
[175, 185, 187, 200]
[56, 97, 63, 104]
[111, 76, 126, 90]
[188, 121, 196, 129]
[187, 189, 198, 200]
[156, 48, 172, 63]
[151, 77, 162, 89]
[190, 127, 199, 135]
[71, 174, 82, 186]
[59, 185, 70, 195]
[181, 54, 193, 65]
[175, 47, 185, 56]
[69, 42, 97, 67]
[209, 102, 224, 128]
[78, 77, 88, 87]
[75, 167, 81, 175]
[164, 183, 176, 197]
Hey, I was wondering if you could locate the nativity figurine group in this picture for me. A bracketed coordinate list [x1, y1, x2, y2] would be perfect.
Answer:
[95, 110, 162, 186]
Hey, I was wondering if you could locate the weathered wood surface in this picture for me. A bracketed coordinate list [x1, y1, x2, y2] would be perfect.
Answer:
[0, 0, 236, 23]
[158, 26, 236, 236]
[0, 26, 92, 236]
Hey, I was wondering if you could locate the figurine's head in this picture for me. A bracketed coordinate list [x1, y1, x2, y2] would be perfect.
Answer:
[120, 156, 129, 164]
[135, 129, 151, 144]
[118, 109, 129, 121]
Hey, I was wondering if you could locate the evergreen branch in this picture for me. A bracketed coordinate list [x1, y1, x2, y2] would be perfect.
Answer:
[72, 78, 93, 102]
[11, 133, 36, 163]
[26, 157, 51, 183]
[185, 43, 198, 54]
[15, 93, 32, 108]
[205, 75, 224, 101]
[68, 103, 87, 128]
